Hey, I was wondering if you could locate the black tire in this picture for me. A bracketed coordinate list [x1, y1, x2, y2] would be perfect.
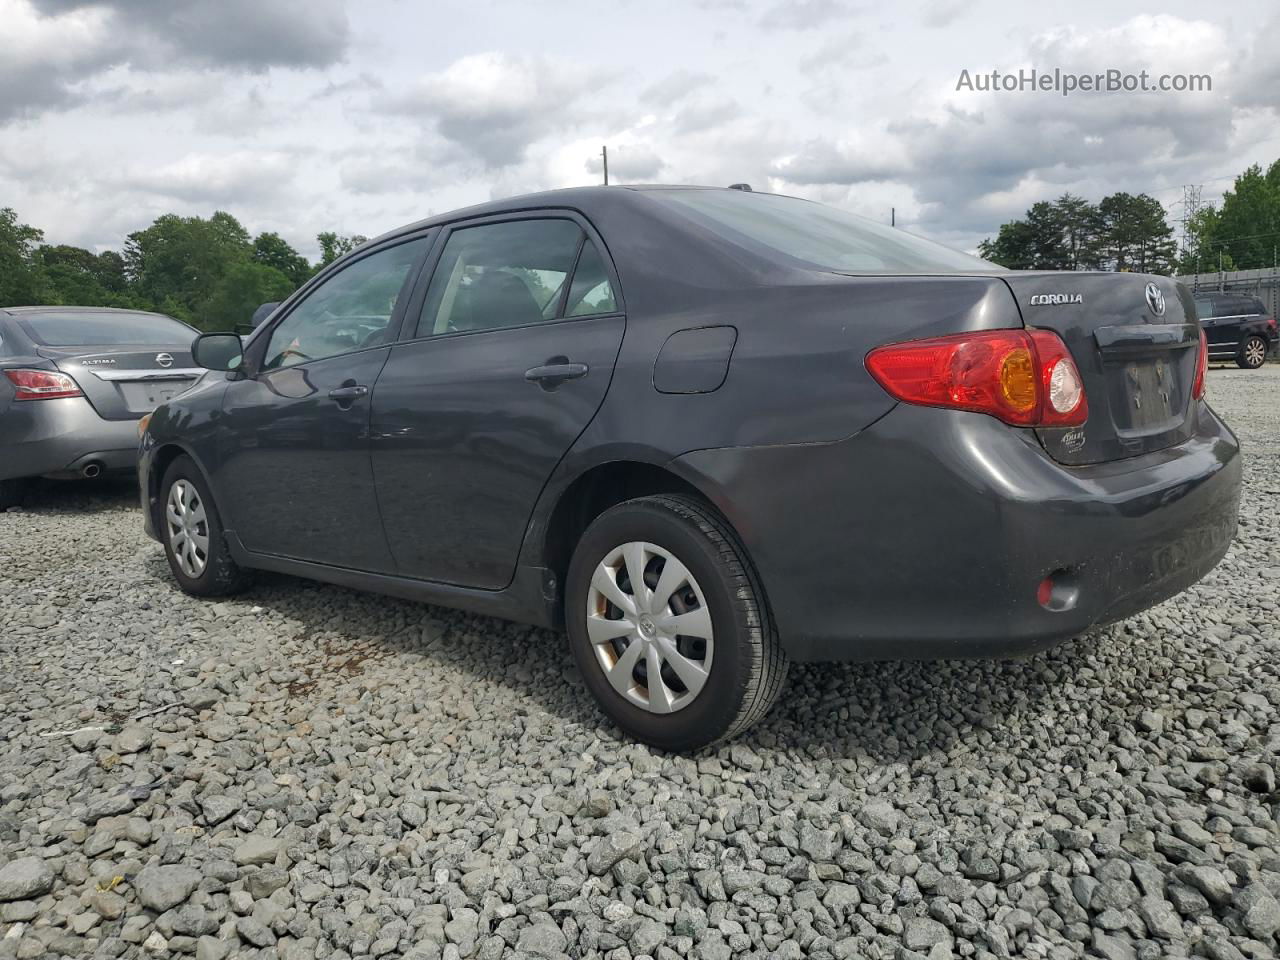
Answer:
[157, 456, 251, 597]
[0, 478, 25, 511]
[565, 494, 789, 751]
[1237, 335, 1268, 369]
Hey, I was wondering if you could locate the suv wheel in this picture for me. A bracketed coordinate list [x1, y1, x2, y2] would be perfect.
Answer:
[158, 456, 251, 597]
[1238, 335, 1268, 369]
[566, 494, 788, 751]
[0, 478, 25, 511]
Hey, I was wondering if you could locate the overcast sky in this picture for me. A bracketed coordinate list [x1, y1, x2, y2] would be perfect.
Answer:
[2, 0, 1278, 260]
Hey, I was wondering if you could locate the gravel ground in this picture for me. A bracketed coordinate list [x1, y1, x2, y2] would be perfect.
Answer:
[1, 366, 1278, 960]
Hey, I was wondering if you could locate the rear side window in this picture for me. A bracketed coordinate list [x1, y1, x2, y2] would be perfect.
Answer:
[416, 219, 587, 338]
[565, 240, 618, 317]
[18, 311, 193, 346]
[654, 189, 1001, 273]
[1194, 298, 1213, 320]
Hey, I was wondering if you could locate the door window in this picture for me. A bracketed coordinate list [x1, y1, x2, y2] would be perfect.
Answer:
[263, 238, 428, 370]
[417, 219, 615, 338]
[565, 240, 618, 317]
[1194, 298, 1213, 320]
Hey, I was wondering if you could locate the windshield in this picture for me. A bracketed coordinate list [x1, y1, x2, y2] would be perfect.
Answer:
[18, 311, 194, 347]
[656, 189, 1001, 274]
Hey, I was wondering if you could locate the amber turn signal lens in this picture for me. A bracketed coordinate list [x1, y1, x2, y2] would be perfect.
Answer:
[998, 348, 1036, 412]
[137, 412, 152, 439]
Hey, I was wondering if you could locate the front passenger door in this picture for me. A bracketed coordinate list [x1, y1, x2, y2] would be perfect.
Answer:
[370, 216, 625, 589]
[217, 235, 431, 571]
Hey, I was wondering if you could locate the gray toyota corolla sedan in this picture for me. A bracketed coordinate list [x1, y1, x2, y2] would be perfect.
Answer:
[1, 306, 200, 508]
[138, 186, 1241, 750]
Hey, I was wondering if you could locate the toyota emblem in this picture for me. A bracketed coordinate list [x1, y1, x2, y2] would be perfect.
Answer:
[1144, 282, 1165, 317]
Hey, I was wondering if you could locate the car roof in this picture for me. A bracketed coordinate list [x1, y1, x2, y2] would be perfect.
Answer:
[0, 305, 178, 319]
[365, 184, 731, 248]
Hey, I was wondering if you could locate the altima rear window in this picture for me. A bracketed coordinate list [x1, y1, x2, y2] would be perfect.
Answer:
[656, 189, 1001, 273]
[18, 312, 194, 346]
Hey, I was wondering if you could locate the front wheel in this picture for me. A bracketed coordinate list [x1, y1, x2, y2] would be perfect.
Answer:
[565, 494, 788, 751]
[1238, 335, 1268, 369]
[158, 456, 251, 597]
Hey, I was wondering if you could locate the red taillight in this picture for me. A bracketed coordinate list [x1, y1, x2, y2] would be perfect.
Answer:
[1192, 328, 1208, 400]
[4, 369, 84, 401]
[865, 329, 1087, 427]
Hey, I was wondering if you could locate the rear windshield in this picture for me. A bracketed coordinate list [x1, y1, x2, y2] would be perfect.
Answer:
[18, 312, 193, 346]
[655, 189, 1001, 273]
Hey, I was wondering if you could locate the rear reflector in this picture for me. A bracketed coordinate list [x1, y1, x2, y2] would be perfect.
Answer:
[4, 369, 84, 401]
[1192, 328, 1208, 400]
[865, 329, 1088, 428]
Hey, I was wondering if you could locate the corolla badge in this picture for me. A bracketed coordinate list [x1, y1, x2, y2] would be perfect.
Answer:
[1029, 293, 1083, 305]
[1144, 282, 1165, 317]
[155, 353, 174, 368]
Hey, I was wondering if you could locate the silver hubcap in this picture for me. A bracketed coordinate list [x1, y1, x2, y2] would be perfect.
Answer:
[1245, 340, 1265, 366]
[166, 479, 209, 578]
[586, 541, 714, 714]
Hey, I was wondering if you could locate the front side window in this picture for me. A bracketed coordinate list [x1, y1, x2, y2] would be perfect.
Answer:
[263, 238, 427, 370]
[654, 188, 1001, 273]
[416, 219, 589, 338]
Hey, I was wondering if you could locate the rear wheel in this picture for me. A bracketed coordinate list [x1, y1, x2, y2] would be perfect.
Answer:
[158, 456, 251, 597]
[0, 478, 25, 510]
[565, 494, 788, 751]
[1238, 335, 1268, 369]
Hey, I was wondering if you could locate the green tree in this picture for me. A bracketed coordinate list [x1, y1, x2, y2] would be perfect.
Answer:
[1181, 163, 1280, 273]
[124, 211, 253, 321]
[316, 231, 368, 269]
[251, 231, 311, 286]
[0, 208, 45, 306]
[1097, 192, 1177, 274]
[978, 201, 1072, 269]
[198, 261, 294, 331]
[1054, 193, 1103, 270]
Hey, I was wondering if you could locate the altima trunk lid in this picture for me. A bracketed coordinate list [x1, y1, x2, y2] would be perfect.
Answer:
[1001, 272, 1199, 466]
[38, 346, 200, 421]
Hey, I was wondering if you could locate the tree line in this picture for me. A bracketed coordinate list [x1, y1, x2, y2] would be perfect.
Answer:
[0, 207, 367, 330]
[978, 157, 1280, 276]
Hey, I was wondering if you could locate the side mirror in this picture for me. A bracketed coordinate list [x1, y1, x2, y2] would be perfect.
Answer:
[251, 302, 280, 328]
[192, 333, 244, 372]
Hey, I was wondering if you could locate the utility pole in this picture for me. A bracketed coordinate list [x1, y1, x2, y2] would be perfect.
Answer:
[601, 146, 609, 186]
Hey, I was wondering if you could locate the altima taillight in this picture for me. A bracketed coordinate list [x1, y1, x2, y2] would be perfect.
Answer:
[865, 329, 1088, 428]
[1192, 328, 1208, 400]
[4, 369, 84, 400]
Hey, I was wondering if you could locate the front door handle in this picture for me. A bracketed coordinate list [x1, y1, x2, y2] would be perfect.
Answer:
[525, 359, 589, 390]
[328, 384, 369, 403]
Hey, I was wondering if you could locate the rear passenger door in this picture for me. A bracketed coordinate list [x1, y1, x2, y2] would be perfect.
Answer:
[370, 214, 625, 589]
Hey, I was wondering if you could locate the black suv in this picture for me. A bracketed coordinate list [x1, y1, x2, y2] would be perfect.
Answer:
[1193, 292, 1276, 368]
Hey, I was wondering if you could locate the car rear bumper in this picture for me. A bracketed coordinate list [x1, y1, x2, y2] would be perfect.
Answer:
[674, 400, 1241, 662]
[0, 397, 139, 481]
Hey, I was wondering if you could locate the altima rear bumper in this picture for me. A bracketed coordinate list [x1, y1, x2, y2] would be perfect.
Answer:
[673, 400, 1241, 662]
[0, 396, 139, 481]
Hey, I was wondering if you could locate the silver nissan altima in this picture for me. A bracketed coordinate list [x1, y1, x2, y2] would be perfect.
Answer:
[0, 306, 201, 508]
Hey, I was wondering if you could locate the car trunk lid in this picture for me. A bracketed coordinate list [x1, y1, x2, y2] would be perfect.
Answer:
[1000, 273, 1200, 466]
[38, 345, 201, 421]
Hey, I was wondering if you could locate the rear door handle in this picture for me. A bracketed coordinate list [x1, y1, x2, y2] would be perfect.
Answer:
[524, 360, 588, 389]
[328, 384, 369, 402]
